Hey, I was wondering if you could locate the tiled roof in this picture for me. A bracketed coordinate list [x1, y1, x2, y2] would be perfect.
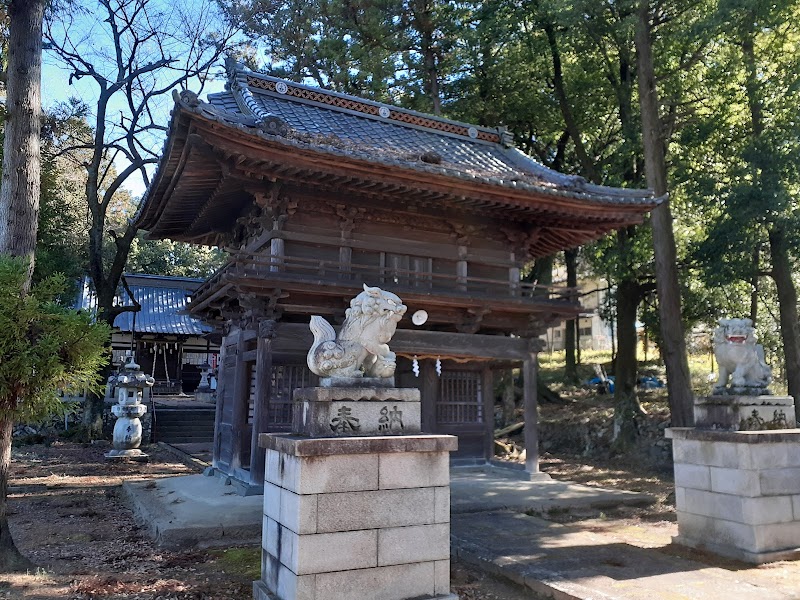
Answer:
[194, 61, 656, 205]
[77, 275, 211, 337]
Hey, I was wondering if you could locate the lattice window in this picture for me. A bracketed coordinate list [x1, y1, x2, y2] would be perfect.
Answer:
[269, 364, 314, 426]
[437, 371, 483, 425]
[382, 253, 433, 289]
[247, 365, 256, 425]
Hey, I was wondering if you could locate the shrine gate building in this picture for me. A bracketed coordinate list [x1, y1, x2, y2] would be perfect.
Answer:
[135, 60, 658, 492]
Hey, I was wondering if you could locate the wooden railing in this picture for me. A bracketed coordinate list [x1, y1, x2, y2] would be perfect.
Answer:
[201, 252, 578, 304]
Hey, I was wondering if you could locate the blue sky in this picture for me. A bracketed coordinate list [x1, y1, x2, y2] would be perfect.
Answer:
[41, 0, 233, 199]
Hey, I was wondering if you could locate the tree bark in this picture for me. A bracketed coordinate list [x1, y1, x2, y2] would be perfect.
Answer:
[634, 0, 694, 427]
[613, 228, 645, 450]
[564, 249, 579, 383]
[769, 228, 800, 404]
[541, 17, 598, 183]
[750, 247, 759, 325]
[501, 370, 516, 427]
[739, 22, 800, 405]
[0, 0, 45, 571]
[0, 0, 45, 284]
[0, 414, 34, 571]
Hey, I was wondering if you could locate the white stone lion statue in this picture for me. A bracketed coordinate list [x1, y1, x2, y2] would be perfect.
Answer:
[307, 285, 407, 379]
[713, 318, 771, 394]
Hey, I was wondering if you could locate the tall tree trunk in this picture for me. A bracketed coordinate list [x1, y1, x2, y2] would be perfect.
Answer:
[613, 228, 644, 450]
[739, 23, 800, 405]
[769, 228, 800, 404]
[0, 0, 45, 283]
[501, 370, 516, 427]
[542, 16, 598, 182]
[750, 247, 759, 325]
[564, 248, 579, 383]
[0, 0, 45, 571]
[529, 254, 553, 286]
[412, 0, 441, 115]
[0, 414, 33, 570]
[634, 0, 694, 427]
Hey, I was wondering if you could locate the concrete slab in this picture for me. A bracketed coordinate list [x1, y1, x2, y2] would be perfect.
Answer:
[451, 511, 797, 600]
[122, 465, 654, 552]
[450, 467, 655, 514]
[122, 474, 263, 549]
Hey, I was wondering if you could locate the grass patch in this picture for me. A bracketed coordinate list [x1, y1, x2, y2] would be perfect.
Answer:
[209, 547, 261, 580]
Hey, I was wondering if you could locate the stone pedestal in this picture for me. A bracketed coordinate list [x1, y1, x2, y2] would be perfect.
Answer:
[667, 427, 800, 563]
[694, 395, 795, 430]
[292, 387, 421, 438]
[194, 390, 216, 404]
[254, 434, 458, 600]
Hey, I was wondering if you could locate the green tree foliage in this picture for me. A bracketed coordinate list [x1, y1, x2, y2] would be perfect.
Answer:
[0, 255, 109, 570]
[0, 256, 110, 421]
[127, 235, 226, 278]
[218, 0, 465, 113]
[221, 0, 800, 408]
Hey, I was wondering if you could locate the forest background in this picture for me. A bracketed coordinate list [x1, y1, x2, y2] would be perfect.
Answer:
[3, 0, 800, 418]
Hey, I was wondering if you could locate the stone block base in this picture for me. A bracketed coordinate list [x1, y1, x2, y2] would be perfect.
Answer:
[194, 390, 216, 404]
[105, 448, 149, 461]
[255, 433, 457, 600]
[694, 395, 795, 430]
[667, 427, 800, 564]
[672, 533, 800, 564]
[292, 387, 421, 437]
[253, 580, 458, 600]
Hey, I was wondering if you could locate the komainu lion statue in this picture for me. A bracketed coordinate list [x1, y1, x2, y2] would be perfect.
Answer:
[307, 285, 407, 379]
[713, 318, 772, 394]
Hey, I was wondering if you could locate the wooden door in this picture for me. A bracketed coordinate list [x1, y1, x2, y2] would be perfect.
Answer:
[436, 370, 485, 460]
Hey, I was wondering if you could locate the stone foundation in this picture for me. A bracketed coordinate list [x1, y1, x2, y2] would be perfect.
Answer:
[667, 427, 800, 563]
[254, 433, 458, 600]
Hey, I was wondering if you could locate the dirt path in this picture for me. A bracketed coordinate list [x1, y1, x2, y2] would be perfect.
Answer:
[3, 443, 527, 599]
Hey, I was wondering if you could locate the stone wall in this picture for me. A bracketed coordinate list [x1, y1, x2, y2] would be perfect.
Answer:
[668, 427, 800, 563]
[255, 434, 457, 600]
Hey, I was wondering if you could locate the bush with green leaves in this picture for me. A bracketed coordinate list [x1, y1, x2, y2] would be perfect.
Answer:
[0, 256, 110, 422]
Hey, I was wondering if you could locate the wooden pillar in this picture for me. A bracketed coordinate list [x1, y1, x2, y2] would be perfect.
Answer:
[270, 237, 284, 272]
[420, 359, 438, 433]
[249, 320, 276, 486]
[230, 328, 251, 473]
[482, 367, 494, 462]
[523, 351, 540, 474]
[509, 264, 520, 297]
[211, 335, 229, 468]
[457, 245, 468, 292]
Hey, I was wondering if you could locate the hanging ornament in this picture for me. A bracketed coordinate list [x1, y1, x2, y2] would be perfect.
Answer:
[435, 357, 442, 377]
[412, 356, 420, 377]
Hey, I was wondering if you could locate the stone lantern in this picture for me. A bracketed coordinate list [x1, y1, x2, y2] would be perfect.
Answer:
[105, 355, 155, 460]
[194, 361, 215, 403]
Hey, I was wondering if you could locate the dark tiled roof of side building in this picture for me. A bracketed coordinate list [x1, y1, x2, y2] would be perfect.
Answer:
[76, 274, 211, 336]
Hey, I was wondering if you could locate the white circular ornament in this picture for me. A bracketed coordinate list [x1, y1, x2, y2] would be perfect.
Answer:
[378, 106, 391, 118]
[275, 82, 288, 94]
[412, 310, 428, 326]
[468, 126, 478, 139]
